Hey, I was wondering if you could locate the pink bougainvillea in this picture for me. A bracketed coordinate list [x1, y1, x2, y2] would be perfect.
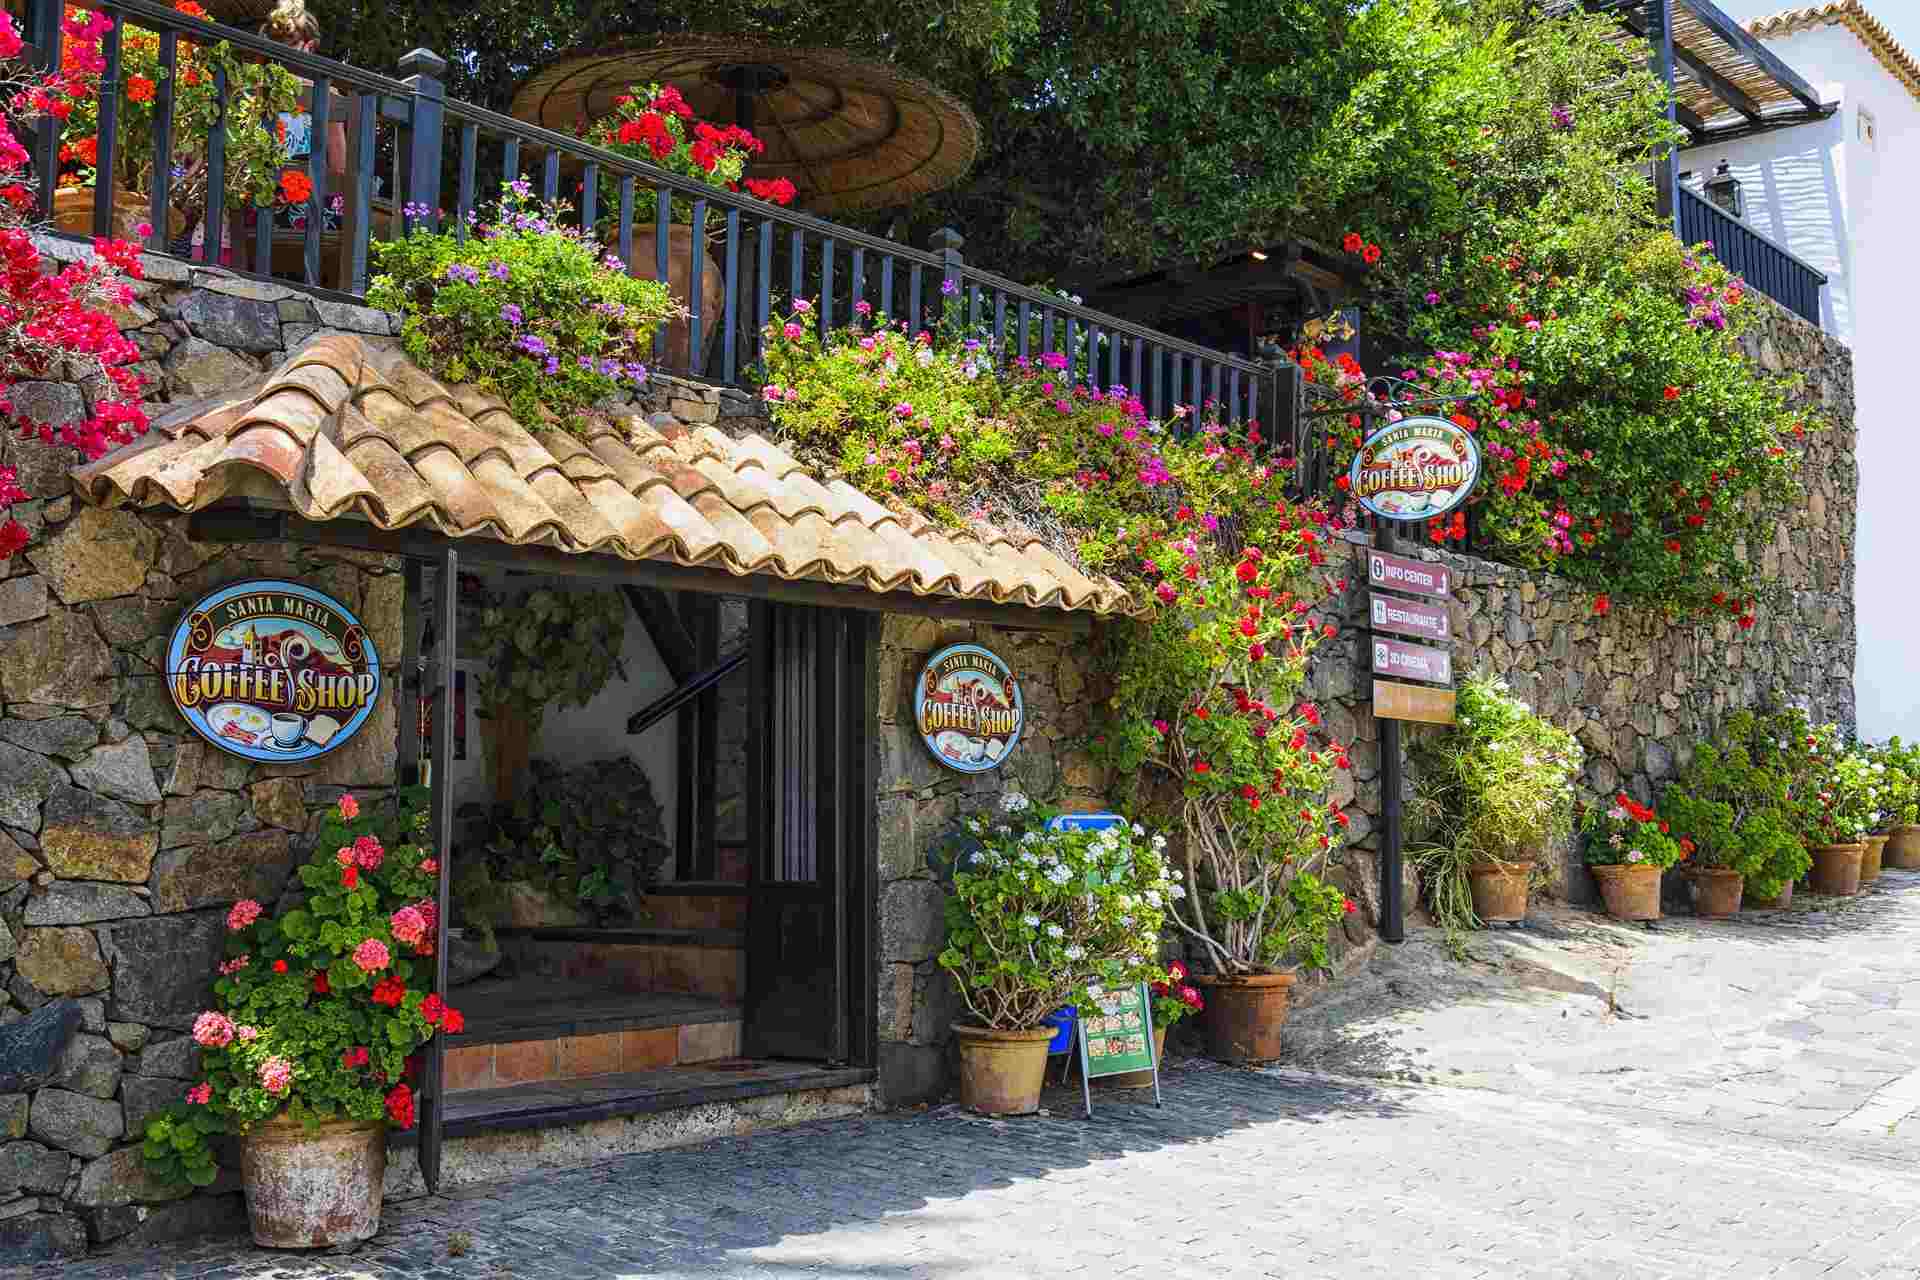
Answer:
[191, 1011, 235, 1048]
[351, 937, 391, 973]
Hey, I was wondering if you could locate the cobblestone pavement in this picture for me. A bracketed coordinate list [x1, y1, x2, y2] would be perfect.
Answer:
[22, 874, 1920, 1280]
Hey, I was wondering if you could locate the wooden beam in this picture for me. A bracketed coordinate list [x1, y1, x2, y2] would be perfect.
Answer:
[1674, 44, 1763, 122]
[619, 584, 697, 683]
[184, 505, 1096, 634]
[1680, 0, 1828, 112]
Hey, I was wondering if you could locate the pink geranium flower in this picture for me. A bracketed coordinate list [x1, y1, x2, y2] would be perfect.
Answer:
[258, 1056, 294, 1095]
[389, 907, 427, 945]
[236, 1025, 260, 1042]
[352, 938, 391, 973]
[192, 1011, 236, 1048]
[337, 793, 360, 820]
[351, 836, 384, 871]
[186, 1083, 212, 1105]
[226, 900, 262, 931]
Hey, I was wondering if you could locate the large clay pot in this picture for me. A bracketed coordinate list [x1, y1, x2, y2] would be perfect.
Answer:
[951, 1024, 1054, 1116]
[1745, 880, 1793, 910]
[1467, 860, 1530, 924]
[1690, 867, 1743, 918]
[1809, 843, 1864, 897]
[1591, 863, 1662, 921]
[1099, 1025, 1167, 1090]
[1860, 834, 1888, 883]
[240, 1113, 386, 1248]
[52, 186, 162, 242]
[1191, 972, 1295, 1063]
[1886, 826, 1920, 869]
[622, 223, 725, 374]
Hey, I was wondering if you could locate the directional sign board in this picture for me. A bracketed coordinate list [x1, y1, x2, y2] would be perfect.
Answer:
[1369, 592, 1449, 642]
[1367, 549, 1451, 599]
[1372, 636, 1452, 684]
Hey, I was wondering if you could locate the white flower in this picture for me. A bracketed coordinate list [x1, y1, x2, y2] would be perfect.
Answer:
[1131, 823, 1145, 837]
[1609, 833, 1623, 848]
[1064, 945, 1085, 961]
[1608, 805, 1628, 822]
[1170, 869, 1183, 881]
[1170, 884, 1188, 900]
[1627, 848, 1645, 862]
[1045, 923, 1065, 940]
[969, 852, 984, 865]
[1144, 889, 1162, 907]
[1021, 913, 1041, 927]
[1001, 792, 1031, 814]
[1047, 865, 1073, 885]
[1152, 835, 1168, 851]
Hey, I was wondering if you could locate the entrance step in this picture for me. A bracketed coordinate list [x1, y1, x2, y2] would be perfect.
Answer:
[445, 979, 740, 1092]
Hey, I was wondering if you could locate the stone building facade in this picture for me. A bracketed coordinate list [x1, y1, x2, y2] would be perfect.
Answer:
[0, 254, 1856, 1255]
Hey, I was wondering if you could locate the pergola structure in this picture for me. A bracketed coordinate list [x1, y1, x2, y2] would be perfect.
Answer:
[1587, 0, 1838, 144]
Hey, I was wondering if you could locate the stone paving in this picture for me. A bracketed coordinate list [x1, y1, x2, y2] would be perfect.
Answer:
[17, 873, 1920, 1279]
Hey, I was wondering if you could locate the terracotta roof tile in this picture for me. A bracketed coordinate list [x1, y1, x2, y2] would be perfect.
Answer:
[1750, 2, 1920, 104]
[71, 334, 1143, 619]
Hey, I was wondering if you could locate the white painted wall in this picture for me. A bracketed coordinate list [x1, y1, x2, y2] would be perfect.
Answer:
[1680, 22, 1918, 740]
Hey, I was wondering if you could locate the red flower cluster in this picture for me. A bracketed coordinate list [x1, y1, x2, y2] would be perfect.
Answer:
[384, 1082, 415, 1128]
[370, 975, 407, 1007]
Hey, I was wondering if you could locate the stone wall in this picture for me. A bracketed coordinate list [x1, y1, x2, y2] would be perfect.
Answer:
[0, 252, 419, 1259]
[1311, 294, 1857, 916]
[871, 616, 1110, 1106]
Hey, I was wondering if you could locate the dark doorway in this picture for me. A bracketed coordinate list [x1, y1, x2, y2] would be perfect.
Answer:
[742, 603, 875, 1064]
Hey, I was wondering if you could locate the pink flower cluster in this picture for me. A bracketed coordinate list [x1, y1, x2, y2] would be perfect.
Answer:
[226, 899, 262, 931]
[352, 937, 391, 973]
[216, 955, 250, 976]
[191, 1011, 236, 1048]
[186, 1083, 212, 1105]
[258, 1056, 294, 1095]
[389, 906, 427, 945]
[337, 793, 360, 820]
[350, 836, 384, 871]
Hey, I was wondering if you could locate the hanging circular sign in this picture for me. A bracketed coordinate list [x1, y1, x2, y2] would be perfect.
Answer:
[915, 644, 1024, 773]
[167, 580, 382, 764]
[1348, 415, 1482, 522]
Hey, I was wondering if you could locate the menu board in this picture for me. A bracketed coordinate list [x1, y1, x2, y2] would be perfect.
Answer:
[1080, 984, 1156, 1078]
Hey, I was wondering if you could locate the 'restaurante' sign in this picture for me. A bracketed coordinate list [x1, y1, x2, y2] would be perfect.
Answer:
[1369, 592, 1449, 642]
[168, 581, 382, 764]
[1349, 416, 1481, 523]
[916, 644, 1025, 773]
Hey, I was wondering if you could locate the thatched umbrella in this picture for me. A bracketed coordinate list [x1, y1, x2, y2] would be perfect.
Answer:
[510, 36, 980, 215]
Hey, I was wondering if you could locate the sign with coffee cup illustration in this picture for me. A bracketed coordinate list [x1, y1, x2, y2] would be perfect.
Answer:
[167, 581, 382, 764]
[1349, 416, 1481, 523]
[916, 643, 1024, 773]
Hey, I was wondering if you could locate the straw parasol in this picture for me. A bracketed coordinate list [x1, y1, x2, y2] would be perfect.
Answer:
[510, 37, 981, 215]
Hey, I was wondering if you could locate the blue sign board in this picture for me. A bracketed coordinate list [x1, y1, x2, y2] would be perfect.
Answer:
[1045, 812, 1127, 833]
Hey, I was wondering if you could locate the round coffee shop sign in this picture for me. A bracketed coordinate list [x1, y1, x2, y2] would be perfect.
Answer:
[916, 644, 1024, 773]
[168, 580, 382, 764]
[1349, 415, 1482, 522]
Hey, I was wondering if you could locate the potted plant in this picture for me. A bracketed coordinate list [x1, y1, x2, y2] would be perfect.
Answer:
[1804, 726, 1874, 896]
[141, 792, 463, 1247]
[581, 83, 798, 369]
[369, 184, 679, 439]
[1880, 738, 1920, 868]
[1409, 673, 1582, 933]
[1661, 714, 1800, 917]
[1100, 960, 1203, 1090]
[1581, 792, 1685, 920]
[1741, 705, 1819, 907]
[54, 2, 299, 246]
[937, 794, 1173, 1116]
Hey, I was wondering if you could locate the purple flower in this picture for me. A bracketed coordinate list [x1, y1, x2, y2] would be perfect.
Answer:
[598, 358, 621, 377]
[489, 261, 510, 281]
[500, 303, 523, 327]
[517, 334, 548, 356]
[1550, 104, 1573, 130]
[544, 357, 560, 375]
[940, 277, 960, 297]
[578, 355, 595, 371]
[1425, 291, 1441, 305]
[854, 300, 873, 316]
[444, 263, 480, 285]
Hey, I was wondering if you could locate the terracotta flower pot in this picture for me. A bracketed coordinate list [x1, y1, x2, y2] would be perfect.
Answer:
[1098, 1025, 1167, 1090]
[1860, 834, 1888, 883]
[1744, 879, 1793, 910]
[52, 185, 170, 242]
[1689, 867, 1743, 918]
[1591, 863, 1662, 921]
[1467, 860, 1530, 924]
[951, 1024, 1054, 1116]
[1809, 843, 1863, 897]
[1886, 825, 1920, 869]
[240, 1112, 386, 1248]
[1191, 972, 1295, 1063]
[620, 223, 724, 374]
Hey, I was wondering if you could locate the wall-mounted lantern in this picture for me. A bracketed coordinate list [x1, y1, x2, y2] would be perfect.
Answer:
[1705, 159, 1744, 219]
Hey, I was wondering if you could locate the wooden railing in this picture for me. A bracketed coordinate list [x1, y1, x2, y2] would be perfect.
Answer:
[1676, 185, 1827, 328]
[23, 0, 1291, 431]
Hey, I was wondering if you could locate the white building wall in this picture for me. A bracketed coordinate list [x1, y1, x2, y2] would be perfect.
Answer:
[1682, 23, 1919, 741]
